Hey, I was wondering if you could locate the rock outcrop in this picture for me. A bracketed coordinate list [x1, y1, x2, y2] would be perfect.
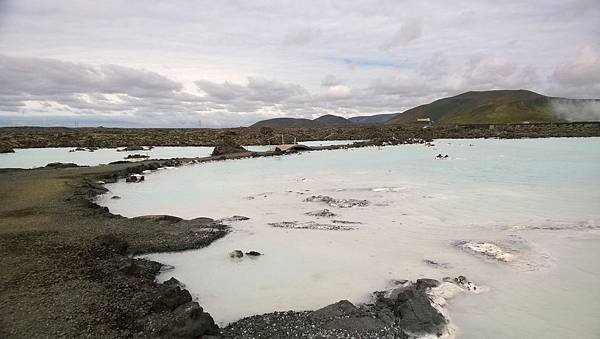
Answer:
[221, 277, 473, 338]
[212, 137, 248, 156]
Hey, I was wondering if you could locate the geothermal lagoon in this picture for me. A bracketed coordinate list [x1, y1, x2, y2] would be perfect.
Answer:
[97, 138, 600, 338]
[0, 140, 363, 169]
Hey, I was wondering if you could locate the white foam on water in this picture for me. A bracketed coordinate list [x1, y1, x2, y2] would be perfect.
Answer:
[97, 138, 600, 337]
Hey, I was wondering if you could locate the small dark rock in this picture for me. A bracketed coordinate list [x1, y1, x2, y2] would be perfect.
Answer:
[424, 259, 451, 268]
[305, 209, 337, 217]
[229, 250, 244, 258]
[124, 154, 150, 159]
[245, 251, 261, 256]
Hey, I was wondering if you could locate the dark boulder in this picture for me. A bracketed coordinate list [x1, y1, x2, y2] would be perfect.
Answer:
[118, 146, 145, 152]
[311, 300, 361, 320]
[125, 175, 144, 183]
[152, 286, 193, 312]
[169, 302, 220, 338]
[212, 138, 247, 156]
[164, 277, 185, 288]
[229, 250, 244, 258]
[44, 162, 79, 168]
[245, 251, 261, 256]
[0, 146, 15, 153]
[393, 284, 446, 335]
[416, 278, 441, 290]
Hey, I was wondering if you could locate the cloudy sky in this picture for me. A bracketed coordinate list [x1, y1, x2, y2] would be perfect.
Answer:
[0, 0, 599, 127]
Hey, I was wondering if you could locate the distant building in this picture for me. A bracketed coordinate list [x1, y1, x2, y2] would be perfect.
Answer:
[416, 117, 432, 124]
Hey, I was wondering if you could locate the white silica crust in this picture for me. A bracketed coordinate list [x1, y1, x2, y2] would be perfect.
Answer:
[461, 242, 517, 262]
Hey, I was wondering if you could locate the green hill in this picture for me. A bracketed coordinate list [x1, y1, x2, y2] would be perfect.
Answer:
[386, 90, 563, 124]
[250, 114, 352, 128]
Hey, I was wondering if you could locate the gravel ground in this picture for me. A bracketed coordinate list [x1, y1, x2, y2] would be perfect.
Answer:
[0, 158, 235, 338]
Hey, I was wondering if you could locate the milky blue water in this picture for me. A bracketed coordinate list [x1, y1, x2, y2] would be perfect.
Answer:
[0, 140, 362, 168]
[0, 147, 214, 168]
[98, 138, 600, 338]
[244, 139, 364, 152]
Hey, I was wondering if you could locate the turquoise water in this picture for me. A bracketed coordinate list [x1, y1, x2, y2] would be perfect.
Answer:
[0, 146, 214, 168]
[244, 139, 364, 152]
[0, 140, 362, 168]
[98, 138, 600, 338]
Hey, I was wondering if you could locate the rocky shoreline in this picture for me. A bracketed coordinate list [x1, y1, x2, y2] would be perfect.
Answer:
[1, 123, 600, 149]
[222, 276, 480, 338]
[0, 143, 489, 338]
[0, 154, 243, 337]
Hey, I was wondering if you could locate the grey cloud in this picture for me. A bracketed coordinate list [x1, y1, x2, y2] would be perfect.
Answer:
[380, 18, 423, 50]
[0, 55, 181, 97]
[564, 0, 600, 17]
[282, 28, 319, 46]
[321, 75, 344, 87]
[196, 77, 310, 104]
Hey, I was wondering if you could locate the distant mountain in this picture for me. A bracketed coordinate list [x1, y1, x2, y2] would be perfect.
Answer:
[250, 90, 598, 128]
[313, 114, 353, 125]
[250, 117, 315, 128]
[386, 90, 564, 125]
[250, 114, 352, 128]
[348, 113, 399, 124]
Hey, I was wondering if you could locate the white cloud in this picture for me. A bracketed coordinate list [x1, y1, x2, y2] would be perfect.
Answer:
[325, 85, 352, 99]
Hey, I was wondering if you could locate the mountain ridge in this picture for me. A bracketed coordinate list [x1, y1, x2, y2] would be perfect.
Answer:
[249, 90, 599, 128]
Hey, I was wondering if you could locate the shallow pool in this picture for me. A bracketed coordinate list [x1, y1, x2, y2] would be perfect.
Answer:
[0, 146, 214, 168]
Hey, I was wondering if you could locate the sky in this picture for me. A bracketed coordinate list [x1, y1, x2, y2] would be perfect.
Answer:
[0, 0, 599, 128]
